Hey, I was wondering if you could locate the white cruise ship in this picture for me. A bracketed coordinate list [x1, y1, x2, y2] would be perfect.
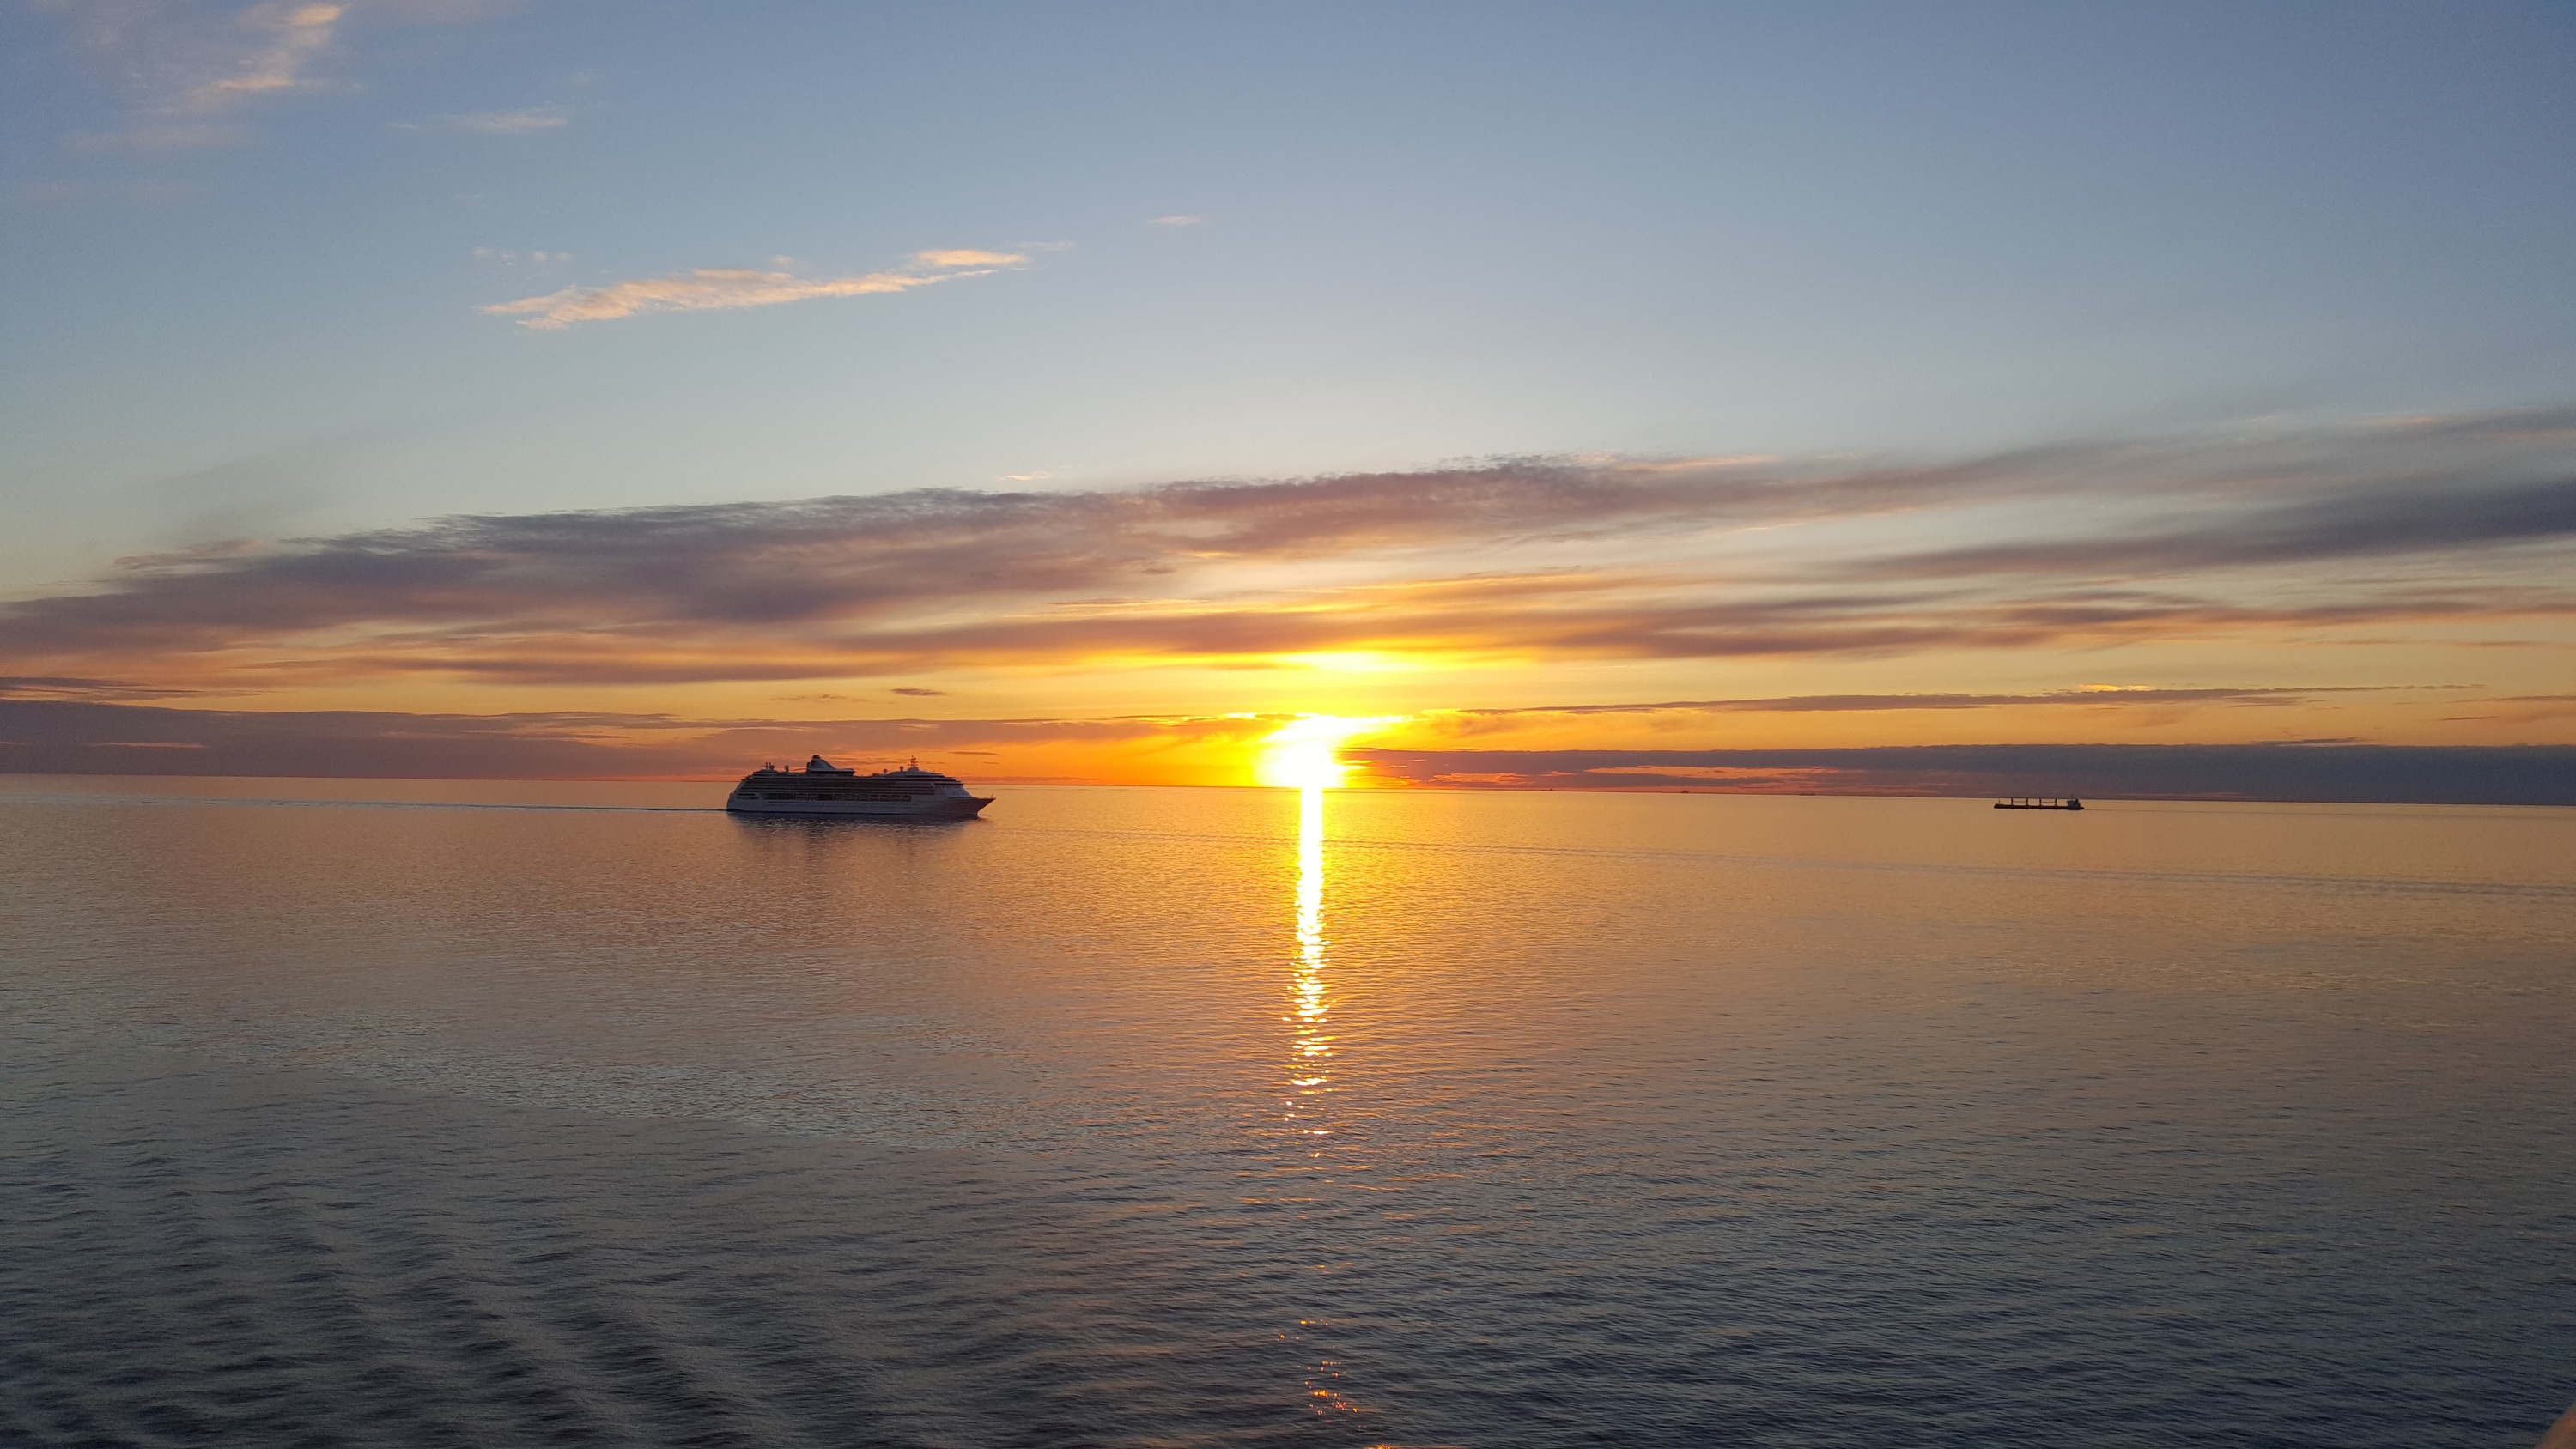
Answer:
[724, 755, 993, 819]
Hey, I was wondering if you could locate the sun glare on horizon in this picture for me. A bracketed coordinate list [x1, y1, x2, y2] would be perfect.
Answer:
[1254, 715, 1400, 790]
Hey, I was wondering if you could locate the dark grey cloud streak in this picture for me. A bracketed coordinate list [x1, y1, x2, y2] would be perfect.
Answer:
[6, 699, 2566, 803]
[1446, 685, 2418, 718]
[1870, 474, 2576, 580]
[0, 699, 1275, 781]
[1352, 743, 2576, 806]
[1, 408, 2571, 685]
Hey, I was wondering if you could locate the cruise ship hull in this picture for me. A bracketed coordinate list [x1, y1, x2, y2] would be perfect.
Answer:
[726, 755, 992, 819]
[725, 794, 991, 819]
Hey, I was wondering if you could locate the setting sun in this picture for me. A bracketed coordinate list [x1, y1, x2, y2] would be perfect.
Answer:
[1253, 715, 1401, 790]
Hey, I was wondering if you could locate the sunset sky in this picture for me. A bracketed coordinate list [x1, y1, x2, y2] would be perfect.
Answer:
[3, 3, 2573, 793]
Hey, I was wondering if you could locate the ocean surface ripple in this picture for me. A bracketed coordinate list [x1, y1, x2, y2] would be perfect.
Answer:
[2, 780, 2570, 1446]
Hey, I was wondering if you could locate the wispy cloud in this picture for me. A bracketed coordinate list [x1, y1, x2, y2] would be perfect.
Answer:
[2, 409, 2569, 689]
[182, 1, 343, 109]
[472, 246, 572, 266]
[11, 177, 212, 205]
[402, 104, 570, 134]
[64, 121, 245, 150]
[1149, 215, 1204, 227]
[0, 675, 211, 703]
[481, 249, 1028, 329]
[50, 0, 347, 120]
[1863, 475, 2576, 580]
[41, 0, 483, 149]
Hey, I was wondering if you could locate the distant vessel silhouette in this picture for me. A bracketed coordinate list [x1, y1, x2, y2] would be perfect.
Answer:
[1993, 797, 2083, 811]
[725, 755, 993, 818]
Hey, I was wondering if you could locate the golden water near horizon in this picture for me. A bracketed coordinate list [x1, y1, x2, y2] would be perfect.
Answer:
[2, 777, 2571, 1446]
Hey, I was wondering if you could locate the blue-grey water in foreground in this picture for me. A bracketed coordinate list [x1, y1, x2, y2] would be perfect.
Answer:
[2, 778, 2571, 1448]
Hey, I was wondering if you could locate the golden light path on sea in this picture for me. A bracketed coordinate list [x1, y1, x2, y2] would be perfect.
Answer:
[1285, 776, 1361, 1419]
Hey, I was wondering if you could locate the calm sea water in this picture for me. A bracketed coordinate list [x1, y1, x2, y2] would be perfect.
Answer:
[2, 777, 2570, 1447]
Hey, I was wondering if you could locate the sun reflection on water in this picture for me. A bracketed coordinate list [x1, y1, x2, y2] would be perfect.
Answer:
[1281, 783, 1372, 1421]
[1289, 784, 1332, 1135]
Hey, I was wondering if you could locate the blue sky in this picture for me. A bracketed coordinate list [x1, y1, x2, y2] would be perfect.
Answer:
[3, 2, 2573, 783]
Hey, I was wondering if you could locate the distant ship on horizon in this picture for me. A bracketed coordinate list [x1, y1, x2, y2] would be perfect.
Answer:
[725, 755, 993, 819]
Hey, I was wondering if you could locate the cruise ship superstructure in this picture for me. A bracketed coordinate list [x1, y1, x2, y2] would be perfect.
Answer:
[725, 755, 993, 818]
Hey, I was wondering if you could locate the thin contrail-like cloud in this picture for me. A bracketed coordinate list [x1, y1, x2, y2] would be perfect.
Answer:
[482, 249, 1028, 329]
